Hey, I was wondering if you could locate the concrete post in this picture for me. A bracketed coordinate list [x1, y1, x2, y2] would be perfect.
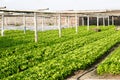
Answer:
[82, 17, 84, 26]
[108, 16, 110, 26]
[103, 17, 105, 26]
[75, 13, 78, 33]
[87, 16, 90, 30]
[34, 12, 38, 42]
[1, 15, 4, 36]
[23, 14, 26, 34]
[112, 16, 114, 25]
[97, 16, 99, 28]
[58, 14, 62, 37]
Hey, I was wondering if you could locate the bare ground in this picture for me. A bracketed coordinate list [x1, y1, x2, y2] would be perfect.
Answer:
[66, 69, 120, 80]
[80, 69, 120, 80]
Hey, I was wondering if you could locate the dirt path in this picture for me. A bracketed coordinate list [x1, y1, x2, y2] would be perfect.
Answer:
[67, 69, 120, 80]
[66, 44, 120, 80]
[80, 69, 120, 80]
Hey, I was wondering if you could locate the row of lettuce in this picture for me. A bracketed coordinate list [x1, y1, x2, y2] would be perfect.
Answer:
[0, 26, 119, 79]
[0, 26, 96, 58]
[0, 27, 115, 79]
[97, 45, 120, 75]
[2, 27, 120, 80]
[1, 26, 111, 59]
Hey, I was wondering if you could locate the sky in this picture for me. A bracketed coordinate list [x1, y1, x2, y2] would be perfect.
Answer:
[0, 0, 120, 11]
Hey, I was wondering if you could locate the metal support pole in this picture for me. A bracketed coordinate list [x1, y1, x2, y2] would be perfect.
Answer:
[75, 13, 78, 33]
[108, 16, 110, 26]
[97, 16, 99, 28]
[82, 17, 84, 26]
[58, 14, 62, 37]
[87, 16, 90, 30]
[1, 15, 4, 36]
[34, 12, 38, 42]
[23, 14, 26, 34]
[103, 17, 105, 26]
[112, 16, 114, 25]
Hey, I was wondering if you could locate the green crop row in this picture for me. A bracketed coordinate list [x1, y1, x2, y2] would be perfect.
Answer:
[0, 26, 112, 59]
[0, 27, 115, 79]
[2, 28, 120, 80]
[0, 26, 97, 58]
[97, 46, 120, 75]
[2, 26, 112, 49]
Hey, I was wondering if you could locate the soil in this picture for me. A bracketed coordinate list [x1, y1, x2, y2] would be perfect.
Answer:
[80, 69, 120, 80]
[66, 69, 120, 80]
[67, 70, 85, 80]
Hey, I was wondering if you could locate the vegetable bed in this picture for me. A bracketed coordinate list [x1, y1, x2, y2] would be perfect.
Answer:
[0, 26, 119, 80]
[97, 45, 120, 75]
